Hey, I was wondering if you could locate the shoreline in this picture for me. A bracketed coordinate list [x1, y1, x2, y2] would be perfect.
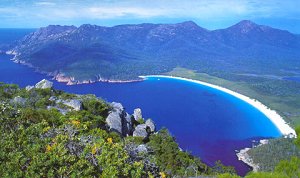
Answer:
[4, 52, 296, 136]
[140, 75, 296, 171]
[139, 75, 296, 137]
[236, 139, 269, 172]
[5, 52, 143, 85]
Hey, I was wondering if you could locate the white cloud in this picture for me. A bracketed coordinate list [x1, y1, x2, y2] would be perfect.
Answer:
[86, 7, 168, 18]
[1, 0, 300, 27]
[35, 1, 56, 6]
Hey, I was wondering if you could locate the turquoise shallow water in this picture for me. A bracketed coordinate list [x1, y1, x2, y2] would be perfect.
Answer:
[0, 54, 281, 176]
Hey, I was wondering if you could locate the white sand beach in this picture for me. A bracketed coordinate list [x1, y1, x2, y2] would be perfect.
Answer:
[139, 75, 296, 137]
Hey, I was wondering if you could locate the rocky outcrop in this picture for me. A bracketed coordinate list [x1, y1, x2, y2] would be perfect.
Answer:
[106, 102, 133, 136]
[35, 79, 53, 89]
[237, 148, 259, 172]
[106, 104, 156, 138]
[49, 96, 57, 101]
[145, 119, 155, 132]
[25, 85, 34, 91]
[11, 96, 26, 106]
[63, 99, 82, 111]
[133, 108, 143, 121]
[133, 124, 148, 138]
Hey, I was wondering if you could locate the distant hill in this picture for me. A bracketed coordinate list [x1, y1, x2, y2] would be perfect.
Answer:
[8, 20, 300, 83]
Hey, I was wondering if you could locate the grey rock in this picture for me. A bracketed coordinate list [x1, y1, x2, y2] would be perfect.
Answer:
[106, 102, 127, 135]
[145, 119, 155, 132]
[111, 102, 124, 111]
[35, 79, 53, 89]
[106, 103, 154, 137]
[106, 109, 123, 134]
[136, 144, 148, 154]
[25, 85, 34, 91]
[11, 96, 26, 105]
[80, 135, 93, 145]
[133, 124, 148, 138]
[63, 99, 82, 111]
[124, 112, 133, 135]
[66, 141, 83, 157]
[49, 96, 57, 101]
[55, 99, 62, 104]
[133, 108, 143, 121]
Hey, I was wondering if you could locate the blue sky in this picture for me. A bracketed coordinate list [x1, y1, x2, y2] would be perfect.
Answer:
[0, 0, 299, 33]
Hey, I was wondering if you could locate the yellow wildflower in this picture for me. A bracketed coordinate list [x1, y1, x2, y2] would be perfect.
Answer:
[92, 145, 97, 155]
[107, 137, 113, 144]
[133, 161, 142, 167]
[148, 172, 154, 178]
[71, 120, 80, 127]
[159, 172, 166, 178]
[43, 126, 51, 133]
[46, 145, 52, 152]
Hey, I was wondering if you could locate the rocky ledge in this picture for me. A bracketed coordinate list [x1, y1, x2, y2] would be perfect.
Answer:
[23, 79, 156, 139]
[106, 103, 156, 138]
[54, 73, 143, 85]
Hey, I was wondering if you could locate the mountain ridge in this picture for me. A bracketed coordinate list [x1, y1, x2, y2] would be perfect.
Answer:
[7, 20, 300, 84]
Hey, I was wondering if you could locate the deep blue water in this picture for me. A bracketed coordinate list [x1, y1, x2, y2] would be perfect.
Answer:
[0, 29, 36, 44]
[0, 54, 281, 176]
[283, 76, 300, 83]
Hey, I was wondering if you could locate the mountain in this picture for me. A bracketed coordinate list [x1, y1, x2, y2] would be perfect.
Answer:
[8, 20, 300, 84]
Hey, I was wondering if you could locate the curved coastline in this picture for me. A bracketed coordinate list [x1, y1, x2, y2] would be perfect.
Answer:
[3, 52, 296, 136]
[139, 75, 296, 137]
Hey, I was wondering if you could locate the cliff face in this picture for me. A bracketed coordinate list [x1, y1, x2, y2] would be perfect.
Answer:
[8, 21, 300, 83]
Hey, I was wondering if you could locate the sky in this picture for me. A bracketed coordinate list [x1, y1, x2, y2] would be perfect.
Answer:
[0, 0, 299, 34]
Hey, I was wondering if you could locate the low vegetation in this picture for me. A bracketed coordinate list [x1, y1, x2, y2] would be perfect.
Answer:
[0, 82, 236, 177]
[247, 137, 300, 172]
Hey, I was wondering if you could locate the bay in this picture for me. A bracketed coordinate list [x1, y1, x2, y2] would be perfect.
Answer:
[0, 53, 281, 176]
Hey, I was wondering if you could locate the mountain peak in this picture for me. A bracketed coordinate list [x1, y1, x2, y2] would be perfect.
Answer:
[179, 21, 198, 26]
[79, 24, 99, 29]
[228, 20, 261, 33]
[236, 20, 257, 26]
[176, 21, 202, 29]
[42, 25, 77, 31]
[174, 21, 209, 32]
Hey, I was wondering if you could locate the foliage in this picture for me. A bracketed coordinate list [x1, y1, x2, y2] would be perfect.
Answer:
[245, 172, 289, 178]
[0, 85, 144, 177]
[217, 173, 240, 178]
[148, 128, 209, 177]
[0, 83, 216, 177]
[295, 126, 300, 147]
[246, 137, 300, 172]
[0, 83, 19, 99]
[275, 156, 300, 177]
[212, 160, 236, 175]
[245, 156, 300, 178]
